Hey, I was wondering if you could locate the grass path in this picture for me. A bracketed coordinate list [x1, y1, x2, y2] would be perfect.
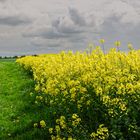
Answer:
[0, 60, 44, 140]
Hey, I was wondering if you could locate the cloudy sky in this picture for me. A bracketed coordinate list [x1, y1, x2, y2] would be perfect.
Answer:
[0, 0, 140, 56]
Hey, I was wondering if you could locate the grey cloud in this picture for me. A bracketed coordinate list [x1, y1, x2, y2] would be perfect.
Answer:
[36, 28, 69, 39]
[29, 37, 68, 49]
[23, 26, 71, 39]
[108, 1, 140, 25]
[22, 6, 98, 49]
[66, 33, 86, 42]
[100, 15, 140, 51]
[23, 12, 85, 40]
[0, 0, 7, 2]
[52, 16, 84, 34]
[2, 0, 139, 56]
[0, 15, 31, 26]
[69, 7, 86, 26]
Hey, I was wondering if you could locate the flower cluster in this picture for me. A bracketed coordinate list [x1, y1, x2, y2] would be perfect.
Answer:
[16, 45, 140, 139]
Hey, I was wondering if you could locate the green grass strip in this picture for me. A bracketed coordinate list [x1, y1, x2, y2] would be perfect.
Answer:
[0, 60, 45, 140]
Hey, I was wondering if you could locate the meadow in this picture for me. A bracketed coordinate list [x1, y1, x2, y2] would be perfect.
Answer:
[0, 59, 50, 139]
[1, 43, 140, 139]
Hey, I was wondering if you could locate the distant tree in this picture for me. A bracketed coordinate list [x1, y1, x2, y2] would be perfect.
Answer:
[33, 54, 38, 57]
[20, 55, 26, 58]
[13, 56, 18, 58]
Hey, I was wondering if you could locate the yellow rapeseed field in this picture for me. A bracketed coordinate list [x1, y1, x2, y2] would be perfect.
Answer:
[16, 45, 140, 139]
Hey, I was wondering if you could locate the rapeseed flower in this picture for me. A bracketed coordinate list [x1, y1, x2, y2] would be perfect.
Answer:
[100, 39, 105, 44]
[40, 120, 46, 128]
[17, 43, 140, 139]
[34, 123, 38, 128]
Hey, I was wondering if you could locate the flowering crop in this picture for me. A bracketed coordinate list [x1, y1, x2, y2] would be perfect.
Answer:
[16, 46, 140, 139]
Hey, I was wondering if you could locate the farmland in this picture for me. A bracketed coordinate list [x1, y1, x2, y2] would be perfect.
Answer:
[16, 47, 140, 139]
[1, 47, 140, 139]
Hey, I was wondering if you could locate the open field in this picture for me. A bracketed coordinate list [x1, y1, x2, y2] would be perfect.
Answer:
[1, 48, 140, 139]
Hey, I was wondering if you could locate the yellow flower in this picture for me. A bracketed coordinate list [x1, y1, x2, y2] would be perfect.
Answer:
[115, 41, 121, 47]
[40, 120, 46, 128]
[30, 92, 33, 96]
[68, 137, 73, 140]
[72, 114, 78, 119]
[90, 132, 96, 138]
[120, 103, 127, 111]
[90, 124, 109, 139]
[49, 128, 53, 134]
[128, 43, 133, 50]
[100, 39, 105, 44]
[56, 119, 59, 124]
[86, 100, 91, 106]
[72, 114, 81, 126]
[60, 116, 65, 120]
[55, 125, 60, 133]
[36, 96, 43, 100]
[34, 123, 38, 128]
[17, 45, 140, 140]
